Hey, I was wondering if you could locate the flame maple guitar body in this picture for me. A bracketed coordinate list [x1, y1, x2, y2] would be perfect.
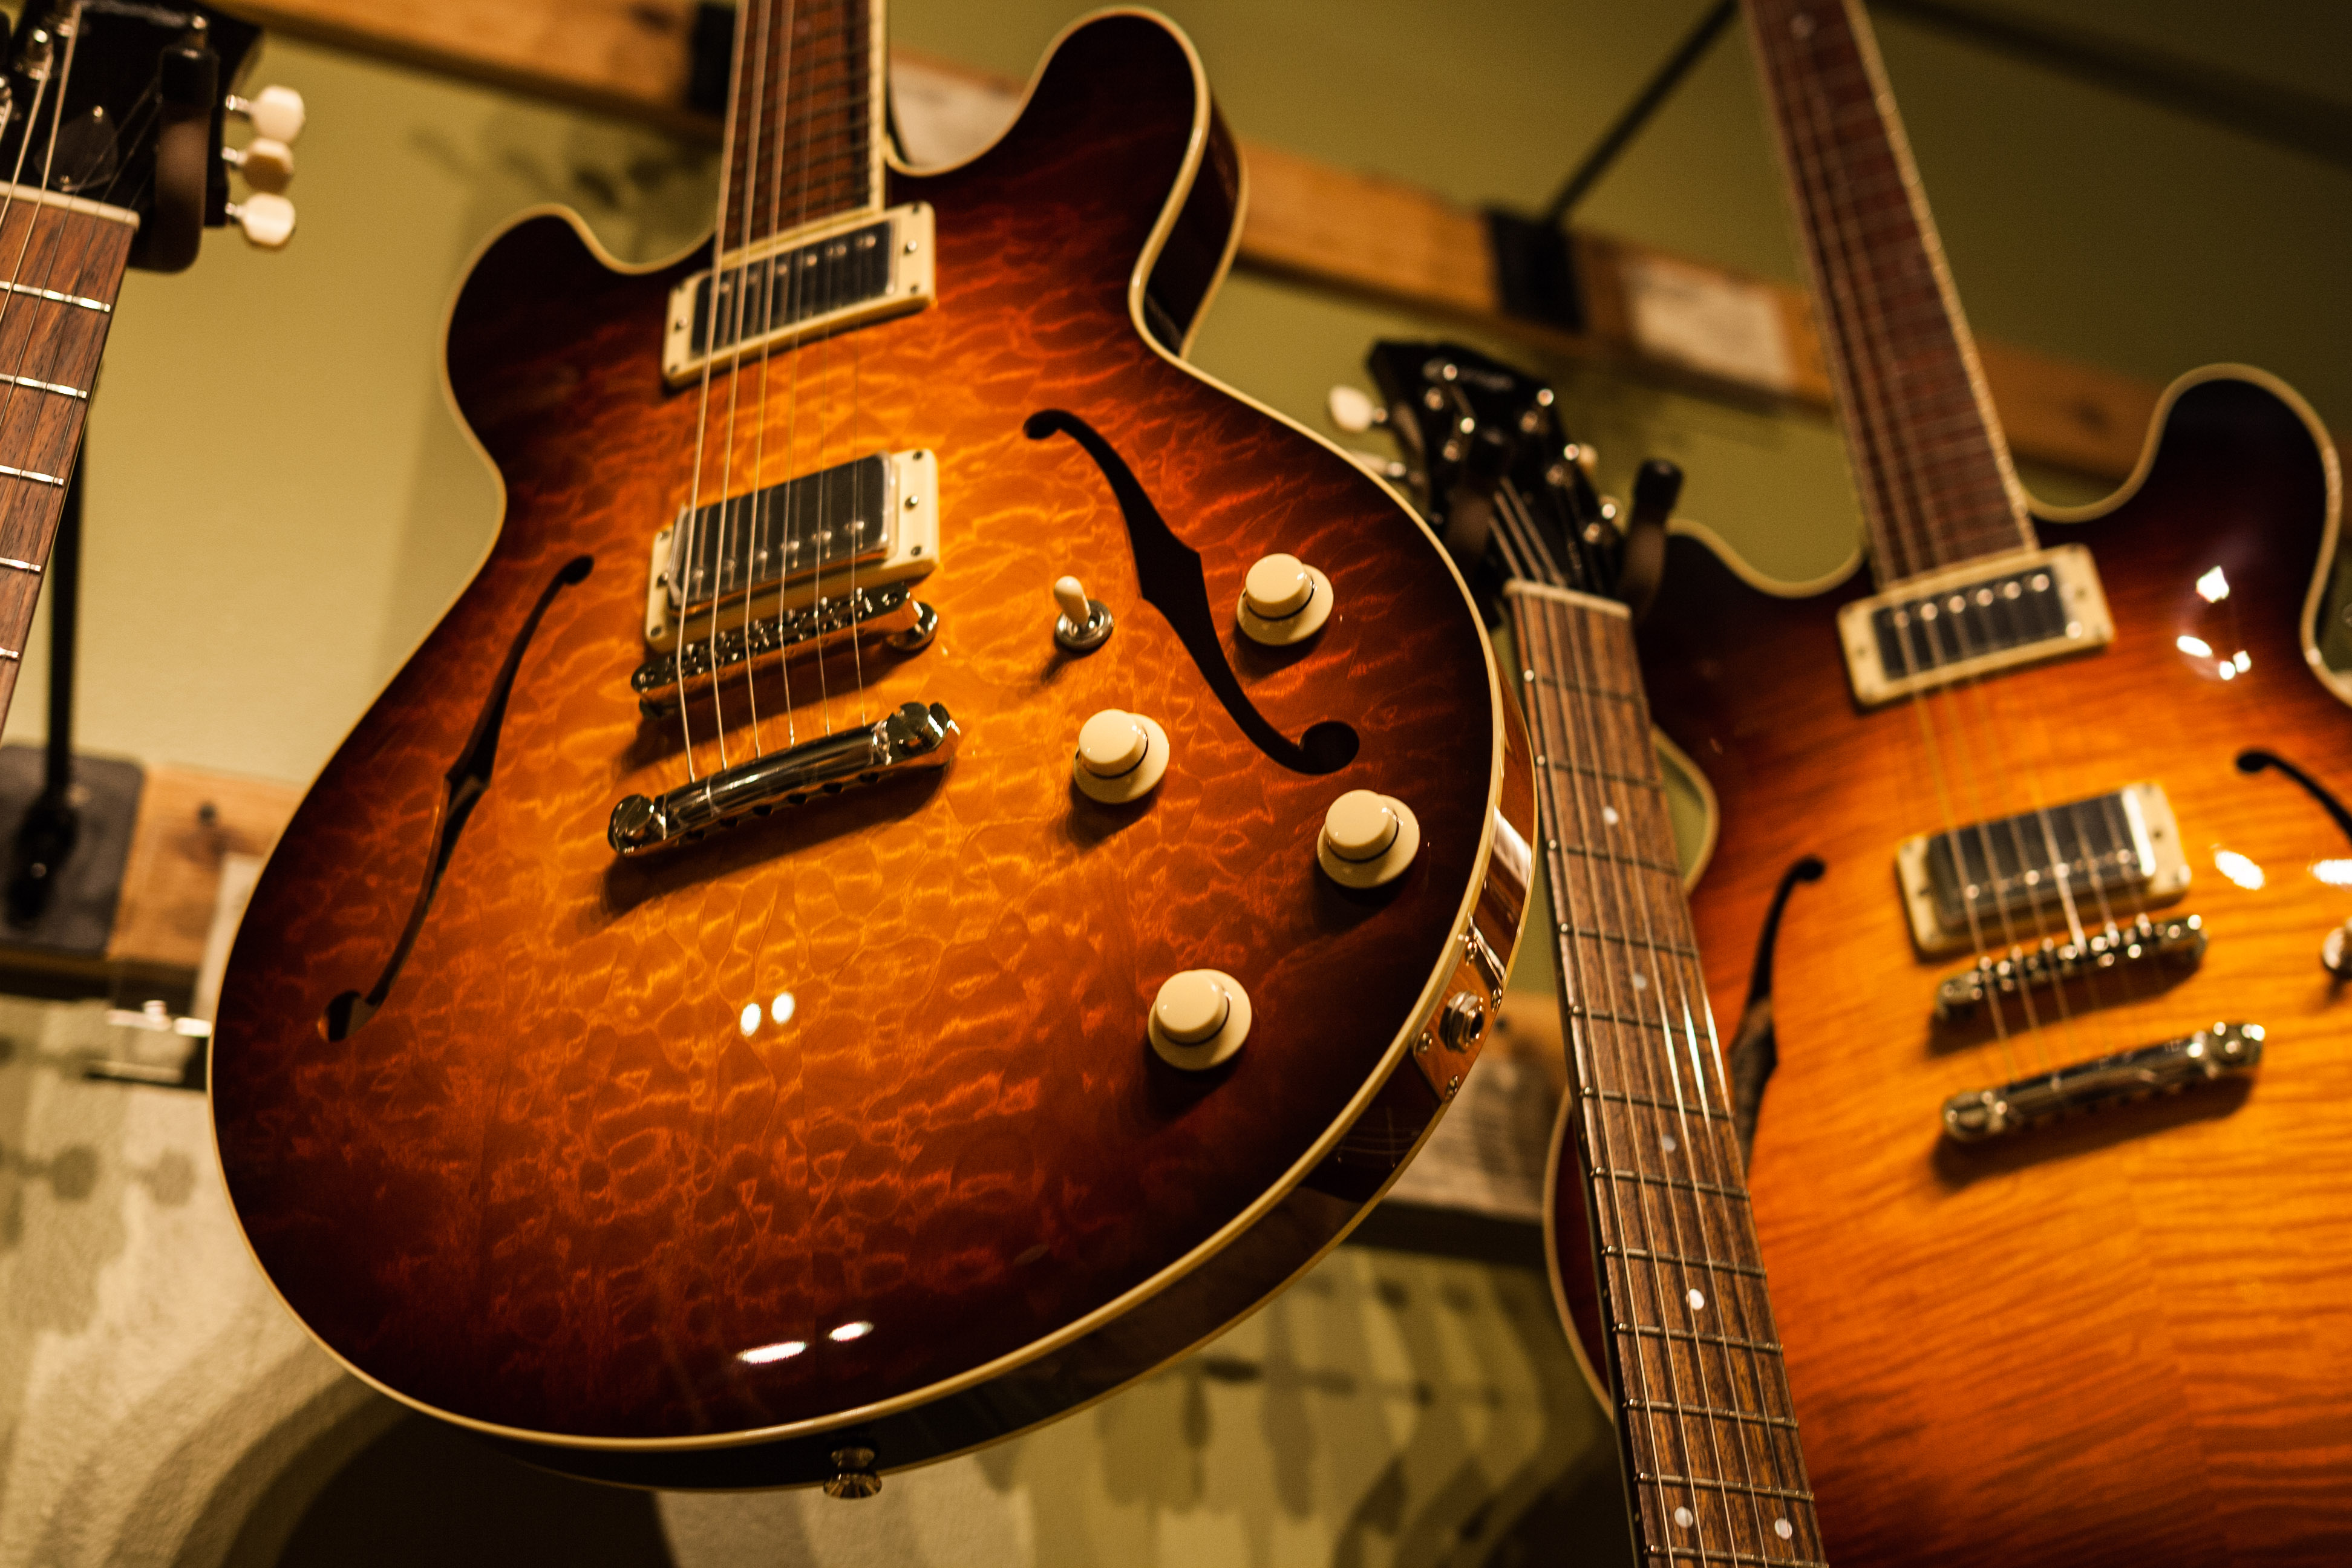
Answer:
[1568, 369, 2352, 1565]
[210, 13, 1531, 1487]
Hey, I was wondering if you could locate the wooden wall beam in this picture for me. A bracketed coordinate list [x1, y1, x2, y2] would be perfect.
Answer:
[223, 0, 2161, 479]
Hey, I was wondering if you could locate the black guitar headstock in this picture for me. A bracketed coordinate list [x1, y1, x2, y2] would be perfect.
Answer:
[1348, 340, 1680, 621]
[1, 2, 289, 272]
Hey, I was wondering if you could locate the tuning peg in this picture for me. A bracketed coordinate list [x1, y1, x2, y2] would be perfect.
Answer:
[1327, 385, 1385, 434]
[223, 136, 293, 193]
[227, 193, 296, 250]
[226, 85, 305, 144]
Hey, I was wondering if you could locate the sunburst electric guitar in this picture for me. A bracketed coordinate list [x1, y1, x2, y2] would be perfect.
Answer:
[1567, 1, 2351, 1562]
[209, 2, 1532, 1493]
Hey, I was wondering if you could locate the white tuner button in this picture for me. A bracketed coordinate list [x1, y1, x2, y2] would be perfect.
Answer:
[1238, 553, 1333, 645]
[1318, 789, 1421, 888]
[1327, 384, 1384, 433]
[1073, 709, 1168, 803]
[1053, 573, 1112, 652]
[231, 85, 307, 144]
[227, 193, 296, 249]
[229, 136, 294, 193]
[1149, 969, 1252, 1070]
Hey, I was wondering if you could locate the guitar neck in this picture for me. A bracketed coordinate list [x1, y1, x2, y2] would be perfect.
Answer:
[0, 188, 136, 733]
[717, 0, 887, 258]
[1505, 581, 1824, 1563]
[1744, 0, 2032, 584]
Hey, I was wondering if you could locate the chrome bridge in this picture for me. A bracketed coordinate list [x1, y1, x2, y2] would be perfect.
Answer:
[1941, 1022, 2262, 1142]
[1935, 913, 2206, 1023]
[609, 701, 958, 855]
[632, 581, 937, 715]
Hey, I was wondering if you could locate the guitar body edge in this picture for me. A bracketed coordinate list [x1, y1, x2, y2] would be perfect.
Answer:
[211, 10, 1531, 1485]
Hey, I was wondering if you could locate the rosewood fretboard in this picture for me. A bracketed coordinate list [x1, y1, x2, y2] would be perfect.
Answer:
[1507, 575, 1824, 1564]
[1745, 0, 2032, 584]
[717, 0, 884, 257]
[0, 189, 134, 731]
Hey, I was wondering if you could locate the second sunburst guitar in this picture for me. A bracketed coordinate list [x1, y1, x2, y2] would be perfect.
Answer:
[1628, 2, 2352, 1562]
[207, 4, 1531, 1489]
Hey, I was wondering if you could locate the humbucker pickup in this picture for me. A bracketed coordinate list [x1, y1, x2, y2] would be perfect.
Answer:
[643, 448, 937, 652]
[1896, 781, 2189, 955]
[1837, 544, 2113, 707]
[661, 203, 936, 385]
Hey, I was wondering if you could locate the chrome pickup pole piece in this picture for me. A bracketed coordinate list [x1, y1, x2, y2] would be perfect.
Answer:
[1935, 913, 2207, 1023]
[1941, 1022, 2262, 1143]
[661, 203, 935, 385]
[1837, 544, 2112, 707]
[609, 701, 958, 855]
[632, 581, 937, 715]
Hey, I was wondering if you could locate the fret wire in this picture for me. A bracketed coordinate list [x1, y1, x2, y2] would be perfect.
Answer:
[1560, 924, 1701, 959]
[1538, 598, 1765, 1543]
[1608, 1246, 1768, 1282]
[1552, 843, 1683, 877]
[1596, 1168, 1753, 1204]
[1543, 756, 1667, 792]
[1512, 594, 1707, 1541]
[1627, 1396, 1797, 1432]
[1586, 1087, 1736, 1123]
[0, 279, 109, 314]
[1647, 1551, 1828, 1568]
[0, 372, 83, 400]
[1639, 1470, 1814, 1506]
[1618, 1322, 1785, 1357]
[0, 464, 65, 488]
[0, 557, 38, 573]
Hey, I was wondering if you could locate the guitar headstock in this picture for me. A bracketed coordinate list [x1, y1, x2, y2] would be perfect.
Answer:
[1, 2, 297, 272]
[1341, 341, 1681, 621]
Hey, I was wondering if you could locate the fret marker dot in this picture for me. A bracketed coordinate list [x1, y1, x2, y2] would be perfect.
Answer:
[1602, 805, 1620, 825]
[1661, 1132, 1677, 1152]
[771, 991, 796, 1027]
[1775, 1518, 1795, 1541]
[738, 1003, 760, 1037]
[1632, 972, 1648, 991]
[1688, 1288, 1706, 1311]
[1674, 1506, 1695, 1529]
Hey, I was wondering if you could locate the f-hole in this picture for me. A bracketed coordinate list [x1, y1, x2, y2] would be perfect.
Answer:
[322, 555, 593, 1042]
[1024, 410, 1357, 775]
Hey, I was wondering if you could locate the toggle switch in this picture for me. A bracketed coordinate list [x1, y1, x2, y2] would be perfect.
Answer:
[1236, 553, 1333, 646]
[1073, 709, 1168, 803]
[1149, 969, 1251, 1069]
[1053, 574, 1112, 652]
[1318, 789, 1420, 888]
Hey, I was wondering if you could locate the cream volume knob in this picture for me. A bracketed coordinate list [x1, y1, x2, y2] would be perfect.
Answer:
[1236, 553, 1333, 645]
[1318, 789, 1420, 887]
[1149, 969, 1252, 1069]
[1072, 709, 1169, 803]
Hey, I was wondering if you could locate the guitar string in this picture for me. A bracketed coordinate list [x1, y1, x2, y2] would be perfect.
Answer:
[670, 0, 758, 779]
[1497, 483, 1785, 1559]
[1480, 498, 1685, 1553]
[1491, 540, 1697, 1561]
[1762, 0, 2033, 1076]
[1541, 498, 1798, 1560]
[1556, 593, 1789, 1561]
[840, 0, 871, 728]
[1782, 0, 2143, 1075]
[745, 0, 801, 751]
[1772, 0, 2069, 1078]
[780, 0, 833, 740]
[0, 12, 91, 540]
[703, 0, 780, 770]
[1492, 486, 1760, 1561]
